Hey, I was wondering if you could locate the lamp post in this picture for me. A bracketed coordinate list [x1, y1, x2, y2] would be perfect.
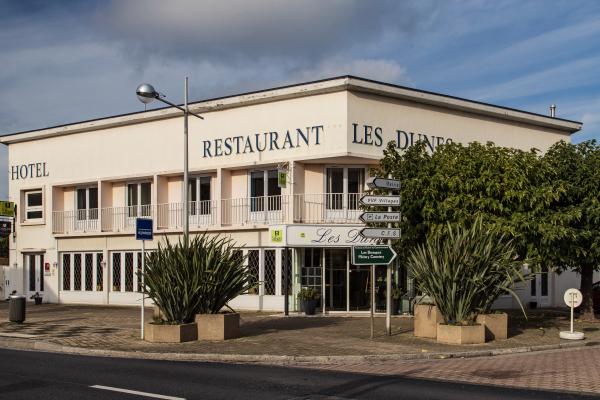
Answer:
[136, 79, 204, 240]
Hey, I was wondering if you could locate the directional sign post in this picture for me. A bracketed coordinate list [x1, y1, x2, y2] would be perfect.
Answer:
[360, 227, 401, 239]
[359, 212, 401, 223]
[360, 177, 402, 338]
[352, 246, 397, 265]
[360, 195, 400, 206]
[367, 177, 400, 190]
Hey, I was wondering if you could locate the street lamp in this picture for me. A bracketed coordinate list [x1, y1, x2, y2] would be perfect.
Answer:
[136, 78, 204, 240]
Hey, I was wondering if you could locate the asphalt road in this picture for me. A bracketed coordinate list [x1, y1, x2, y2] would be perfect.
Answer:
[0, 348, 595, 400]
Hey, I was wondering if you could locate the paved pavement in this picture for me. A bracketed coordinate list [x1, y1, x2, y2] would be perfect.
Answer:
[302, 346, 600, 396]
[0, 348, 595, 399]
[1, 302, 598, 357]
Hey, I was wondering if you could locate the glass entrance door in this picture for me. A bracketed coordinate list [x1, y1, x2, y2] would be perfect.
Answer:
[325, 249, 347, 311]
[531, 266, 550, 308]
[26, 254, 44, 296]
[349, 264, 371, 311]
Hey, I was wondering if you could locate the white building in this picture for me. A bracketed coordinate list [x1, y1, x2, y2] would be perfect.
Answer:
[0, 76, 592, 312]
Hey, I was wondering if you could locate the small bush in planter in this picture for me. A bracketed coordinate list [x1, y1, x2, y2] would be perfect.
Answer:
[298, 287, 321, 315]
[407, 218, 527, 326]
[142, 233, 252, 325]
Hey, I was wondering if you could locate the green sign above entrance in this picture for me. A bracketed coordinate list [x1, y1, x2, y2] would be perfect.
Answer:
[352, 245, 397, 265]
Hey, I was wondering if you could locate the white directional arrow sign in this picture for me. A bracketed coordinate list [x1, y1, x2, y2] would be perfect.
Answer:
[367, 177, 400, 190]
[360, 195, 400, 206]
[360, 227, 401, 239]
[359, 212, 401, 223]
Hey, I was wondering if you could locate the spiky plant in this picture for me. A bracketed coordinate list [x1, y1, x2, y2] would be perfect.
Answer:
[407, 219, 527, 325]
[142, 234, 252, 324]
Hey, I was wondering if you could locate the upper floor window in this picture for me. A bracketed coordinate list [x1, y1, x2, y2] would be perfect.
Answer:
[127, 182, 151, 217]
[25, 189, 43, 221]
[326, 167, 365, 210]
[188, 176, 211, 215]
[250, 170, 281, 212]
[76, 187, 98, 221]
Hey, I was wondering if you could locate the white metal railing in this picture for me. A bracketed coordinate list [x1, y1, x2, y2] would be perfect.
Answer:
[52, 209, 100, 234]
[293, 193, 362, 224]
[52, 193, 362, 234]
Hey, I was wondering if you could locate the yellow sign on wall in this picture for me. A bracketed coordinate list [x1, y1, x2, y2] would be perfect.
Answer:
[0, 201, 15, 217]
[271, 228, 283, 243]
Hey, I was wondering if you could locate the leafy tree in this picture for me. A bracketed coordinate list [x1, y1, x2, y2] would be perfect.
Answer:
[375, 139, 600, 320]
[543, 140, 600, 321]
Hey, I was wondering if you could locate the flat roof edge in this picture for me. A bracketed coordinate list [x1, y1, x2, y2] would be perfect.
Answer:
[0, 75, 582, 144]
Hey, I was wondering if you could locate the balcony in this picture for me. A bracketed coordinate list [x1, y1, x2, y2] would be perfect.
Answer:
[52, 194, 363, 235]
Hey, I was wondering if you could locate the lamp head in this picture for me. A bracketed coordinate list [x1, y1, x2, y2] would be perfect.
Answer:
[136, 83, 157, 104]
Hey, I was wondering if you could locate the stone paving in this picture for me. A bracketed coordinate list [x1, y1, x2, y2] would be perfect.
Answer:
[0, 302, 598, 356]
[301, 346, 600, 396]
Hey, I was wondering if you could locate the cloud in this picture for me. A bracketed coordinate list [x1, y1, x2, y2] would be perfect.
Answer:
[293, 57, 410, 84]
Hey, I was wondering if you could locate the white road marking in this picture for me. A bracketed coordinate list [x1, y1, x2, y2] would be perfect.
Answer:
[90, 385, 185, 400]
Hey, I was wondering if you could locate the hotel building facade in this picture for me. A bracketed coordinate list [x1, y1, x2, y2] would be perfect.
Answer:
[1, 76, 589, 313]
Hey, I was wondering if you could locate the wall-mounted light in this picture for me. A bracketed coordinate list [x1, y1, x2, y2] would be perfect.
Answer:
[101, 260, 107, 268]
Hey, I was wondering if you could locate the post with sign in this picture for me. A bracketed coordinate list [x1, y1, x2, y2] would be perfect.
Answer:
[359, 177, 401, 337]
[559, 288, 585, 340]
[135, 218, 153, 339]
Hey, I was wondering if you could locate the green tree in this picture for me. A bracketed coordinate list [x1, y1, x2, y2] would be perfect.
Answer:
[543, 140, 600, 321]
[375, 139, 600, 320]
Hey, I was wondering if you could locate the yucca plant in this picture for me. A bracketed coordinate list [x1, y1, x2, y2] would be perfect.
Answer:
[407, 218, 527, 325]
[142, 234, 252, 324]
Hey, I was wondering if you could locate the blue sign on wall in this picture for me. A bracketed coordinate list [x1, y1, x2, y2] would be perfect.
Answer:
[135, 218, 153, 241]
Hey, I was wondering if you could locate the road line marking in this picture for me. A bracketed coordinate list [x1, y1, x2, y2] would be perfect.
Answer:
[90, 385, 185, 400]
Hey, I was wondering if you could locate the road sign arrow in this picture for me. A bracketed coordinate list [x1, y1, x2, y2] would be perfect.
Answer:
[367, 177, 400, 190]
[359, 195, 400, 206]
[359, 212, 401, 223]
[352, 245, 397, 265]
[359, 227, 401, 239]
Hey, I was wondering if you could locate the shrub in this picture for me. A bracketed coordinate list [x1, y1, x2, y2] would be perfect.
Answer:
[143, 234, 253, 324]
[297, 287, 321, 301]
[407, 219, 527, 325]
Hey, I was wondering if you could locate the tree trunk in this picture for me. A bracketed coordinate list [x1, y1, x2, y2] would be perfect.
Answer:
[580, 264, 596, 321]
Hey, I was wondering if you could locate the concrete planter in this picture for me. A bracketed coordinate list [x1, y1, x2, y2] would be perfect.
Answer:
[413, 304, 443, 338]
[436, 323, 485, 345]
[144, 322, 198, 343]
[476, 312, 508, 341]
[196, 313, 240, 340]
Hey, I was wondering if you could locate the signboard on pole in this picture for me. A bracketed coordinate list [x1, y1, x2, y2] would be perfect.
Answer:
[0, 219, 12, 237]
[352, 245, 397, 265]
[359, 227, 401, 239]
[135, 218, 153, 241]
[367, 177, 400, 190]
[0, 201, 14, 217]
[359, 195, 400, 206]
[359, 212, 401, 223]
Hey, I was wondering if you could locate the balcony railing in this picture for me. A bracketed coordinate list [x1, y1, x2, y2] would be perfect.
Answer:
[52, 194, 363, 234]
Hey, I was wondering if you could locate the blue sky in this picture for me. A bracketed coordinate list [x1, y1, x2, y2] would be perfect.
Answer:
[1, 0, 599, 198]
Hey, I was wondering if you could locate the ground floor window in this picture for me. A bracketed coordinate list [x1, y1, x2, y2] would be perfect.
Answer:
[110, 251, 149, 293]
[61, 252, 103, 292]
[242, 248, 289, 296]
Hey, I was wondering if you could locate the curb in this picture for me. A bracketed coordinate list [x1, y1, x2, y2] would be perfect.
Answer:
[0, 335, 596, 365]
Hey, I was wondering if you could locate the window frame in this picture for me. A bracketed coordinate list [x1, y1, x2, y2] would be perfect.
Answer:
[24, 189, 44, 223]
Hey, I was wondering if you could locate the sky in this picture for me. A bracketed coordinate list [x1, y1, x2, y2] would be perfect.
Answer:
[1, 0, 600, 199]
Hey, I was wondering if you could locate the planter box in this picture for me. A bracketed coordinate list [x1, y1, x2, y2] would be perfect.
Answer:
[144, 322, 198, 343]
[196, 313, 240, 340]
[437, 323, 485, 345]
[476, 312, 508, 341]
[414, 304, 443, 338]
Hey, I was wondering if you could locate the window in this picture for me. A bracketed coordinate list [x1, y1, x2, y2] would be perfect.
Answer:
[61, 252, 103, 292]
[76, 187, 98, 221]
[250, 170, 281, 212]
[110, 251, 150, 292]
[326, 167, 365, 210]
[25, 190, 43, 221]
[127, 182, 151, 217]
[188, 176, 211, 215]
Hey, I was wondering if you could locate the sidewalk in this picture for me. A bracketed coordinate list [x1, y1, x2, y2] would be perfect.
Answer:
[0, 302, 598, 358]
